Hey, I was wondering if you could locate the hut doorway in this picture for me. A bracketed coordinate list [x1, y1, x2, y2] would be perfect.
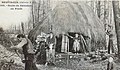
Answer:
[56, 34, 62, 53]
[68, 32, 88, 53]
[68, 33, 74, 52]
[55, 33, 88, 53]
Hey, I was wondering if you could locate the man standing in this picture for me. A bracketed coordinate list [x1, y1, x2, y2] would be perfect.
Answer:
[46, 32, 56, 65]
[11, 34, 38, 70]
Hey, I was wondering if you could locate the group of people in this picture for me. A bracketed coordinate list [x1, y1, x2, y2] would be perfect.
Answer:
[10, 32, 56, 70]
[10, 32, 90, 70]
[34, 32, 56, 65]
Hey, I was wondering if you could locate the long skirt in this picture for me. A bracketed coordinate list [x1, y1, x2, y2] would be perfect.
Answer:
[35, 49, 46, 64]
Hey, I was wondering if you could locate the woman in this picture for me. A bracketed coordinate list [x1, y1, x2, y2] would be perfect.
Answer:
[35, 36, 49, 64]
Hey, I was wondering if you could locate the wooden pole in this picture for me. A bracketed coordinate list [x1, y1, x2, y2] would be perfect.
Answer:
[66, 33, 69, 70]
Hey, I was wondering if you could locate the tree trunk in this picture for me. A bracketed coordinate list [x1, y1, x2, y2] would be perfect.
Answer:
[31, 1, 35, 28]
[97, 1, 101, 18]
[37, 0, 41, 23]
[112, 1, 120, 59]
[108, 34, 114, 54]
[21, 22, 24, 34]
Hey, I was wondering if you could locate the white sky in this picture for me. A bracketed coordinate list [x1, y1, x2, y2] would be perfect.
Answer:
[0, 0, 117, 30]
[0, 0, 91, 30]
[0, 0, 31, 30]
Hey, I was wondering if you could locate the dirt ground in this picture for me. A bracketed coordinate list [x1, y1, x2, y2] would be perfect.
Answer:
[1, 44, 120, 70]
[1, 56, 120, 70]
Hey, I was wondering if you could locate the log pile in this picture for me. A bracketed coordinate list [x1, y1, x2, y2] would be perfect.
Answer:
[0, 44, 24, 70]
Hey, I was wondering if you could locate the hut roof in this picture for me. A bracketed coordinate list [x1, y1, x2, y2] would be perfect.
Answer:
[28, 1, 105, 45]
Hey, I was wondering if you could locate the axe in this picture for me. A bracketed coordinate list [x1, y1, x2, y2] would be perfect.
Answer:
[9, 40, 22, 59]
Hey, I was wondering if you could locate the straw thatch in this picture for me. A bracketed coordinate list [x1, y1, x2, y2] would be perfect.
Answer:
[28, 1, 106, 49]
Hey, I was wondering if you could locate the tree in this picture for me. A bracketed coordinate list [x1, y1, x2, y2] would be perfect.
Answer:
[31, 0, 36, 28]
[97, 1, 101, 18]
[0, 27, 4, 33]
[0, 27, 4, 45]
[112, 1, 120, 59]
[21, 22, 24, 34]
[106, 25, 114, 54]
[30, 0, 50, 28]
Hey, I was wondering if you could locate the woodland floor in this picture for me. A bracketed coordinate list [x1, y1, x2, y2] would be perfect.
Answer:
[1, 44, 120, 70]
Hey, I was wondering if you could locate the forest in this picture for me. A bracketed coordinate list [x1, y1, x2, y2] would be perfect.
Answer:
[0, 0, 120, 70]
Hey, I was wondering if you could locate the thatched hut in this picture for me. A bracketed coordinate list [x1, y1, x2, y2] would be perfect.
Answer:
[28, 1, 106, 52]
